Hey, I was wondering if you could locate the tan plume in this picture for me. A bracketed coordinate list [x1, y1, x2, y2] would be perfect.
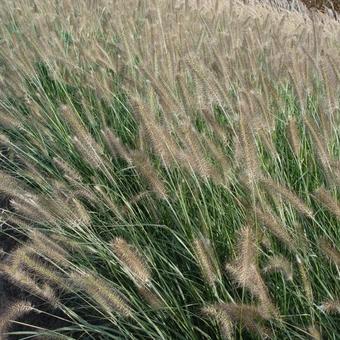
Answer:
[192, 237, 220, 288]
[287, 117, 301, 157]
[263, 255, 293, 281]
[319, 237, 340, 267]
[202, 305, 234, 340]
[0, 301, 33, 339]
[320, 299, 340, 314]
[260, 178, 313, 218]
[69, 271, 133, 317]
[254, 205, 297, 253]
[225, 226, 277, 318]
[313, 187, 340, 219]
[204, 303, 272, 339]
[111, 237, 151, 285]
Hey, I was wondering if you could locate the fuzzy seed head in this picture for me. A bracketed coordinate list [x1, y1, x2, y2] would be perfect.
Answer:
[263, 255, 293, 281]
[70, 271, 133, 318]
[192, 237, 219, 288]
[0, 301, 33, 338]
[111, 237, 151, 285]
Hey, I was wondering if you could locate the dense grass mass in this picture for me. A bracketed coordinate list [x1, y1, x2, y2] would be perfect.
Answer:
[0, 0, 339, 339]
[299, 0, 340, 14]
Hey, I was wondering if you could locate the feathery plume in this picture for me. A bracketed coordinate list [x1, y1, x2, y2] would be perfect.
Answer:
[202, 305, 234, 340]
[28, 230, 70, 266]
[53, 157, 82, 182]
[60, 105, 85, 134]
[0, 113, 21, 129]
[263, 255, 293, 281]
[288, 69, 306, 113]
[73, 136, 102, 169]
[101, 128, 132, 162]
[287, 117, 301, 157]
[0, 301, 33, 339]
[319, 238, 340, 267]
[225, 226, 277, 318]
[179, 123, 213, 179]
[11, 194, 57, 225]
[192, 237, 219, 288]
[111, 237, 151, 285]
[296, 256, 313, 305]
[254, 206, 297, 253]
[303, 116, 333, 175]
[94, 185, 122, 217]
[70, 271, 133, 317]
[260, 178, 313, 218]
[258, 129, 279, 160]
[201, 109, 230, 146]
[0, 133, 11, 146]
[293, 222, 309, 255]
[131, 151, 167, 199]
[0, 263, 58, 305]
[258, 231, 272, 251]
[49, 233, 83, 253]
[307, 325, 322, 340]
[68, 188, 99, 205]
[237, 102, 261, 185]
[4, 215, 33, 232]
[71, 198, 92, 226]
[11, 247, 66, 288]
[204, 303, 271, 339]
[4, 244, 34, 270]
[138, 286, 164, 310]
[313, 187, 340, 219]
[319, 299, 340, 314]
[130, 95, 178, 166]
[222, 303, 272, 338]
[204, 137, 231, 184]
[0, 171, 26, 198]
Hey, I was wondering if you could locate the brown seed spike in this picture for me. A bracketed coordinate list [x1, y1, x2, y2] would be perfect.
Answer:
[138, 286, 164, 310]
[60, 105, 85, 136]
[319, 237, 340, 267]
[307, 325, 322, 340]
[0, 301, 33, 339]
[28, 230, 70, 266]
[263, 255, 293, 281]
[70, 271, 133, 318]
[225, 226, 278, 319]
[0, 171, 26, 198]
[0, 114, 21, 129]
[296, 255, 313, 305]
[254, 206, 297, 254]
[260, 178, 313, 218]
[237, 102, 261, 186]
[320, 299, 340, 314]
[202, 305, 234, 340]
[192, 237, 219, 288]
[206, 303, 272, 338]
[287, 117, 301, 157]
[101, 128, 132, 163]
[73, 136, 102, 169]
[131, 151, 167, 199]
[111, 237, 151, 285]
[0, 263, 58, 306]
[303, 116, 333, 175]
[53, 157, 82, 183]
[313, 187, 340, 219]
